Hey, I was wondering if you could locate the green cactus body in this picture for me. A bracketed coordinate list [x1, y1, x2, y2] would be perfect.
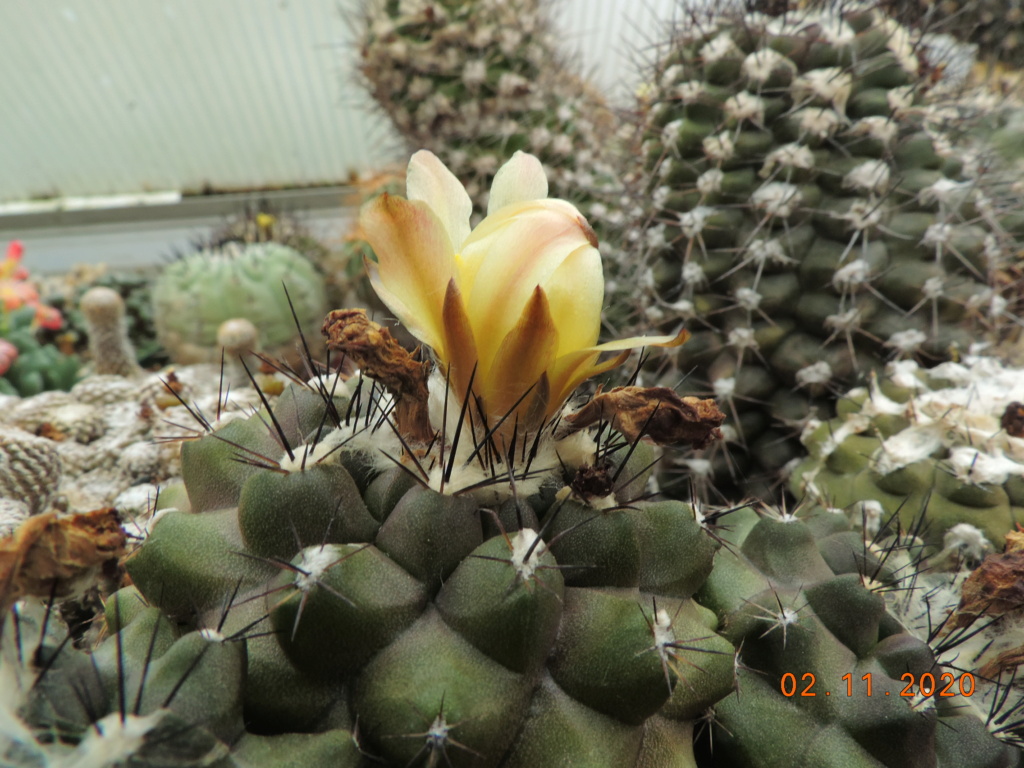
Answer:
[696, 503, 1023, 768]
[151, 243, 327, 365]
[618, 6, 1019, 493]
[791, 355, 1024, 552]
[4, 377, 1022, 764]
[0, 306, 81, 397]
[0, 372, 740, 767]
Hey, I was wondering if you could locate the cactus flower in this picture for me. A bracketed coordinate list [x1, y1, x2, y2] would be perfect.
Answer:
[361, 150, 686, 436]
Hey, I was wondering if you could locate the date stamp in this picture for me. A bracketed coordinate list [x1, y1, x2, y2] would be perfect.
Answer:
[780, 672, 976, 698]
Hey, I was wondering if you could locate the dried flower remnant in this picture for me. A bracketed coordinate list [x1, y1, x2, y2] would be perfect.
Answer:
[559, 386, 725, 449]
[0, 507, 126, 616]
[323, 308, 432, 443]
[1001, 401, 1024, 438]
[950, 528, 1024, 632]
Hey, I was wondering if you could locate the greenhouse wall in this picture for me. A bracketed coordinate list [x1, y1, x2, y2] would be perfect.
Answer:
[0, 0, 678, 204]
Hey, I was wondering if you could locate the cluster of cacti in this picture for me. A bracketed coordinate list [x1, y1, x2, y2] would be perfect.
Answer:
[612, 3, 1021, 493]
[0, 349, 277, 517]
[4, 378, 1022, 765]
[0, 240, 63, 334]
[696, 501, 1024, 766]
[791, 354, 1024, 553]
[357, 0, 628, 236]
[151, 242, 328, 366]
[1, 241, 81, 397]
[0, 305, 81, 398]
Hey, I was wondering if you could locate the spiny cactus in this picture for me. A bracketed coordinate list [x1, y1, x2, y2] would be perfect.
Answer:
[5, 149, 1023, 766]
[357, 0, 627, 232]
[613, 3, 1021, 495]
[879, 0, 1024, 68]
[791, 354, 1024, 552]
[697, 501, 1024, 766]
[151, 242, 328, 366]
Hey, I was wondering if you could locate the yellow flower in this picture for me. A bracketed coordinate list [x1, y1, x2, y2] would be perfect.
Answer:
[361, 150, 686, 439]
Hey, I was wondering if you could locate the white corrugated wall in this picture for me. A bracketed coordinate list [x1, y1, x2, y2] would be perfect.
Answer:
[0, 0, 681, 204]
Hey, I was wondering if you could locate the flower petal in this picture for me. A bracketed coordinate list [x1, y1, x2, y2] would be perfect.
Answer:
[542, 243, 604, 354]
[481, 286, 559, 427]
[407, 150, 472, 250]
[461, 203, 596, 369]
[360, 193, 455, 350]
[440, 278, 478, 401]
[545, 328, 691, 415]
[487, 151, 549, 216]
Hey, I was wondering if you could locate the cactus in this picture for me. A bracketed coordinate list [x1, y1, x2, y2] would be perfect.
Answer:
[357, 0, 627, 234]
[878, 0, 1024, 68]
[612, 3, 1021, 494]
[205, 205, 350, 309]
[79, 287, 143, 379]
[0, 428, 62, 528]
[4, 149, 1023, 766]
[6, 380, 1021, 765]
[42, 267, 167, 370]
[151, 242, 328, 366]
[0, 306, 81, 398]
[791, 354, 1024, 552]
[695, 501, 1024, 766]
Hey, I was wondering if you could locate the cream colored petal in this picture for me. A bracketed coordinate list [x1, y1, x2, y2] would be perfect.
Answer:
[407, 150, 472, 251]
[480, 286, 559, 427]
[545, 348, 626, 414]
[541, 243, 604, 354]
[487, 151, 549, 216]
[360, 193, 455, 351]
[544, 328, 691, 416]
[462, 205, 596, 369]
[585, 327, 690, 352]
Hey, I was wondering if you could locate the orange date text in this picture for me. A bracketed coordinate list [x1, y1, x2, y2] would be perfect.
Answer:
[779, 672, 975, 697]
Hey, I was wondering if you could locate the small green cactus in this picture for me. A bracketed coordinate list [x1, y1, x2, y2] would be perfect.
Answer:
[0, 306, 81, 397]
[151, 242, 328, 366]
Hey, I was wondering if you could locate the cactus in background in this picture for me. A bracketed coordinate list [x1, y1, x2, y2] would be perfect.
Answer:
[0, 306, 81, 398]
[79, 287, 142, 379]
[357, 0, 628, 237]
[0, 241, 80, 397]
[791, 355, 1024, 552]
[612, 3, 1021, 495]
[42, 266, 167, 370]
[0, 428, 62, 530]
[151, 242, 328, 366]
[878, 0, 1024, 68]
[205, 204, 350, 309]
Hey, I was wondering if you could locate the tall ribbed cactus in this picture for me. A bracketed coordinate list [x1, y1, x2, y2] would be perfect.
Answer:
[608, 3, 1021, 495]
[357, 0, 628, 231]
